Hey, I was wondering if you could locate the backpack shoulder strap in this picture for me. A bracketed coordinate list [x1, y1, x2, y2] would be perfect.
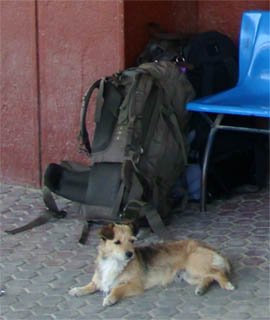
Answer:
[78, 79, 101, 156]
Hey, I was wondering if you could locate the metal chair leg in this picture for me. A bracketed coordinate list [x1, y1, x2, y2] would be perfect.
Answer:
[200, 114, 224, 213]
[200, 127, 217, 212]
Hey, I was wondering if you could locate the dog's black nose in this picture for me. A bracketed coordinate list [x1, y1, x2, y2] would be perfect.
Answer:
[126, 251, 133, 259]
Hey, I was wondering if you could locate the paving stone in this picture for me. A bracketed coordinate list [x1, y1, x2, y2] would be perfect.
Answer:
[250, 297, 270, 307]
[36, 295, 64, 306]
[49, 276, 76, 287]
[200, 287, 232, 301]
[220, 312, 251, 320]
[24, 284, 49, 294]
[172, 312, 201, 320]
[78, 302, 107, 315]
[126, 312, 153, 320]
[30, 305, 60, 315]
[199, 305, 227, 317]
[2, 310, 33, 320]
[129, 300, 156, 313]
[254, 286, 270, 298]
[9, 299, 37, 311]
[229, 289, 256, 301]
[50, 309, 82, 319]
[4, 279, 34, 294]
[157, 297, 184, 309]
[177, 302, 204, 313]
[26, 316, 55, 320]
[11, 270, 38, 280]
[0, 295, 18, 307]
[15, 292, 45, 305]
[150, 306, 178, 318]
[58, 298, 87, 311]
[100, 306, 132, 318]
[0, 183, 269, 320]
[249, 307, 270, 318]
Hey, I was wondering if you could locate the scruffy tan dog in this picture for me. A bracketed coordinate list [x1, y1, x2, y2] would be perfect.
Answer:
[69, 223, 235, 306]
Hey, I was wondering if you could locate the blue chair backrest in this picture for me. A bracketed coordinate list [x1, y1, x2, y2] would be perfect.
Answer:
[239, 11, 270, 91]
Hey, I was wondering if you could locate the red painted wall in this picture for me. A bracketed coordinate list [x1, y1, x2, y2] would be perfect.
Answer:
[1, 0, 269, 188]
[198, 0, 270, 44]
[1, 1, 40, 187]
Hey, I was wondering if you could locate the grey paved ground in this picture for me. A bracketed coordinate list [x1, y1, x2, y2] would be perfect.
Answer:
[0, 183, 269, 320]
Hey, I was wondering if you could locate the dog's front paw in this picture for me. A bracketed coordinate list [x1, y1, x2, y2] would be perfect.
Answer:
[225, 282, 235, 291]
[103, 294, 117, 307]
[195, 285, 208, 296]
[69, 287, 85, 297]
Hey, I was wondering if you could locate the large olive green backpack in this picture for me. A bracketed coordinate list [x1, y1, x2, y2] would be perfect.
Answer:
[6, 61, 195, 243]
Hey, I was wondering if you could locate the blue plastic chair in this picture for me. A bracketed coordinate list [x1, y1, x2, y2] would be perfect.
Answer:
[186, 11, 270, 212]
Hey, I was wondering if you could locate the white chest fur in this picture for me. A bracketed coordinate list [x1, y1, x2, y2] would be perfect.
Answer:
[98, 257, 127, 294]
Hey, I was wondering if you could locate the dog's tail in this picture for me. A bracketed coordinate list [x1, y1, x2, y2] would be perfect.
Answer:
[212, 252, 231, 274]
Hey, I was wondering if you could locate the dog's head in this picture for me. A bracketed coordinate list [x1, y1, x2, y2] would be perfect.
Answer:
[98, 223, 138, 261]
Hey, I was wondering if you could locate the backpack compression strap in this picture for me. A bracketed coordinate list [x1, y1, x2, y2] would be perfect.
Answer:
[124, 200, 173, 240]
[78, 79, 102, 156]
[143, 204, 172, 240]
[5, 186, 66, 234]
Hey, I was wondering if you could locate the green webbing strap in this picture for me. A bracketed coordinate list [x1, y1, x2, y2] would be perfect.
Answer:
[5, 211, 54, 235]
[152, 180, 169, 219]
[42, 187, 67, 219]
[5, 186, 66, 235]
[95, 78, 105, 123]
[111, 159, 142, 221]
[123, 199, 172, 240]
[78, 220, 92, 245]
[141, 204, 172, 240]
[118, 77, 138, 124]
[78, 79, 101, 155]
[164, 110, 188, 166]
[143, 90, 164, 153]
[118, 70, 149, 125]
[111, 181, 125, 220]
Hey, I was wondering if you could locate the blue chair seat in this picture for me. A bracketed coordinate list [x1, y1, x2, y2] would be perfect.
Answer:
[186, 10, 270, 212]
[187, 85, 270, 117]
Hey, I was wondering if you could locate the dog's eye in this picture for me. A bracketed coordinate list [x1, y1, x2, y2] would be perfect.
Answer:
[114, 240, 121, 245]
[130, 239, 135, 244]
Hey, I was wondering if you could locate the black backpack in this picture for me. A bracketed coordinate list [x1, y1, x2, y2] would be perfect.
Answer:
[137, 28, 238, 96]
[6, 61, 195, 243]
[183, 31, 238, 161]
[184, 31, 238, 98]
[136, 23, 193, 65]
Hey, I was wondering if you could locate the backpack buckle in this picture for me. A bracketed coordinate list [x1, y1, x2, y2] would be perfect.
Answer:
[125, 145, 144, 164]
[121, 200, 147, 220]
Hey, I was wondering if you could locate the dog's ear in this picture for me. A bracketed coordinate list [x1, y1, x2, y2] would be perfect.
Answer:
[99, 224, 114, 241]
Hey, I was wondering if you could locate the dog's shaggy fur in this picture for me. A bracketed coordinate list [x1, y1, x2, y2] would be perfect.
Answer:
[69, 223, 235, 306]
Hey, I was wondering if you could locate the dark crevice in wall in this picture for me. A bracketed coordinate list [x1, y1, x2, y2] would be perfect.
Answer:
[34, 0, 42, 187]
